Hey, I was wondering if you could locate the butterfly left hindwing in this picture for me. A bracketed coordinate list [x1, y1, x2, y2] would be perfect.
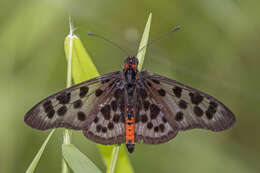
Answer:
[83, 82, 126, 145]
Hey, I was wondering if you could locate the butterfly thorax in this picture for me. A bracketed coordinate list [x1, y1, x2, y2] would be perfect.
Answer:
[123, 56, 139, 153]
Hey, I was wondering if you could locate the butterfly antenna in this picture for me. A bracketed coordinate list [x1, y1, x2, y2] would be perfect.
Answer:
[88, 32, 130, 56]
[136, 25, 181, 55]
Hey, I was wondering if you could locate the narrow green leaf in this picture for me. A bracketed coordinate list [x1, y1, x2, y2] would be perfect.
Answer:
[107, 146, 120, 173]
[99, 146, 133, 173]
[62, 144, 102, 173]
[25, 129, 55, 173]
[137, 13, 152, 71]
[64, 31, 133, 172]
[64, 35, 99, 83]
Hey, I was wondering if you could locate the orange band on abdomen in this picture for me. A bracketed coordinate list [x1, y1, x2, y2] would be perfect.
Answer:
[125, 117, 135, 144]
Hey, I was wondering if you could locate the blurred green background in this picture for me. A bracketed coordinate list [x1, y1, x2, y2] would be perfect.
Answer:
[1, 0, 259, 172]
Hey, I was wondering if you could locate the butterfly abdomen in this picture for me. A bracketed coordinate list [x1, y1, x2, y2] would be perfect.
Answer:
[125, 113, 135, 153]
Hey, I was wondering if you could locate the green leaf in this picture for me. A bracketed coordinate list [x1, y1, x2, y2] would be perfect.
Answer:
[137, 13, 152, 71]
[62, 144, 102, 173]
[25, 129, 55, 173]
[64, 31, 133, 173]
[64, 34, 99, 83]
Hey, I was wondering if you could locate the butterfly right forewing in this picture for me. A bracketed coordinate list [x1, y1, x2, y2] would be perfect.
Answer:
[141, 71, 236, 132]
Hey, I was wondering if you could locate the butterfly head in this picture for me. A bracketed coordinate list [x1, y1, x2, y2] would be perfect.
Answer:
[124, 56, 139, 70]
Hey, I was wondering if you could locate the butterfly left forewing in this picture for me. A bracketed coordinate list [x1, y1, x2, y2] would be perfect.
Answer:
[24, 71, 121, 130]
[141, 71, 236, 132]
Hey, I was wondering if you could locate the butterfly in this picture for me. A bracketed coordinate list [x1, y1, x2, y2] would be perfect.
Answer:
[24, 56, 236, 153]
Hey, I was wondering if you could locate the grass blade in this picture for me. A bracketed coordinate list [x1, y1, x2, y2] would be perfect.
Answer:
[107, 146, 120, 173]
[25, 129, 55, 173]
[137, 13, 152, 71]
[62, 144, 102, 173]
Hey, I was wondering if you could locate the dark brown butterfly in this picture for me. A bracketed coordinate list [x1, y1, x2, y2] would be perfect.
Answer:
[24, 56, 236, 153]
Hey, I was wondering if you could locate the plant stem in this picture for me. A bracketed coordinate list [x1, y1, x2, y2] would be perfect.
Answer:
[61, 16, 74, 173]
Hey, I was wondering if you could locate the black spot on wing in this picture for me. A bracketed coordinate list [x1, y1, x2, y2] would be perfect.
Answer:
[159, 124, 165, 132]
[119, 98, 125, 112]
[154, 126, 159, 132]
[178, 100, 187, 109]
[135, 112, 140, 123]
[77, 111, 86, 121]
[158, 89, 166, 96]
[193, 106, 203, 117]
[113, 114, 120, 123]
[147, 81, 152, 87]
[107, 122, 114, 130]
[56, 92, 71, 104]
[143, 100, 150, 111]
[175, 112, 183, 121]
[47, 109, 55, 118]
[43, 100, 52, 112]
[95, 89, 103, 97]
[172, 86, 182, 98]
[114, 89, 123, 100]
[141, 114, 148, 123]
[96, 125, 102, 132]
[73, 99, 82, 109]
[101, 104, 111, 120]
[147, 122, 153, 129]
[189, 92, 203, 105]
[162, 116, 167, 123]
[101, 79, 110, 84]
[206, 110, 215, 119]
[111, 100, 117, 111]
[79, 86, 89, 98]
[151, 79, 160, 84]
[101, 127, 107, 133]
[57, 106, 67, 116]
[150, 104, 160, 119]
[139, 88, 148, 99]
[94, 116, 99, 123]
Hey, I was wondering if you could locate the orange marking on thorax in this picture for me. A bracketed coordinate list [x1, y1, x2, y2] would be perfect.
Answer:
[125, 116, 135, 144]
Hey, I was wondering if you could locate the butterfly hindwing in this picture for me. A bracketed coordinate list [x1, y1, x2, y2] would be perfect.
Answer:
[83, 84, 126, 145]
[141, 71, 236, 132]
[134, 77, 179, 144]
[24, 71, 121, 131]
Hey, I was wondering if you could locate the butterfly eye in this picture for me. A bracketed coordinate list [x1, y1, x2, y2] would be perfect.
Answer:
[124, 64, 129, 69]
[132, 65, 137, 69]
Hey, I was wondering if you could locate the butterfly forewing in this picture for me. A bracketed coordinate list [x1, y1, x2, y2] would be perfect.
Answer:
[141, 71, 236, 132]
[24, 71, 122, 131]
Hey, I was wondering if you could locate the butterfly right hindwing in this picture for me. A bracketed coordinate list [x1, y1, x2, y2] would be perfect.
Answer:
[134, 74, 179, 144]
